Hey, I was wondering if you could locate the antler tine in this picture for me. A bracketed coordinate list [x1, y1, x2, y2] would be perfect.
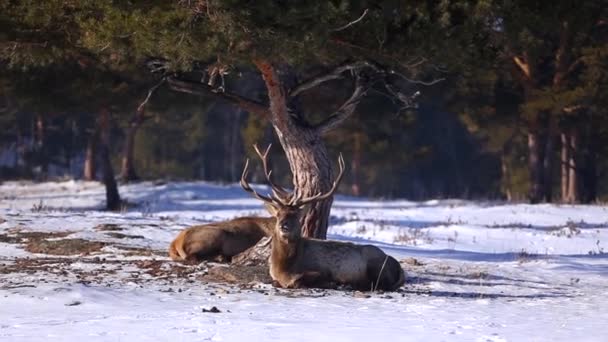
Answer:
[291, 153, 346, 207]
[253, 143, 292, 203]
[240, 158, 278, 205]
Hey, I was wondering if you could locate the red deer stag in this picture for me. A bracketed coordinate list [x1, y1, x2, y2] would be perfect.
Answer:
[240, 145, 405, 291]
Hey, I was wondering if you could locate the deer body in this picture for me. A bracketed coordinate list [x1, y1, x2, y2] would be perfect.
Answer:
[267, 210, 405, 291]
[241, 144, 405, 291]
[168, 217, 273, 263]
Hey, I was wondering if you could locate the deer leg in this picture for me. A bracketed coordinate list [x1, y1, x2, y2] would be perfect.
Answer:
[287, 271, 327, 289]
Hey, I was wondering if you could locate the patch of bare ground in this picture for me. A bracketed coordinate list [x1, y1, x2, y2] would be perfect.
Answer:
[25, 238, 106, 255]
[105, 232, 145, 239]
[115, 246, 166, 257]
[0, 230, 75, 247]
[403, 257, 424, 266]
[0, 257, 208, 287]
[93, 224, 124, 232]
[206, 265, 272, 284]
[0, 234, 21, 244]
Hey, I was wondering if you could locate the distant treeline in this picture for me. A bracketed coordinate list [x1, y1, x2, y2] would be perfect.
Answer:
[1, 1, 606, 203]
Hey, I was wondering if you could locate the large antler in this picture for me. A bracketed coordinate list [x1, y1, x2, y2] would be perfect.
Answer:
[253, 144, 292, 202]
[240, 159, 279, 205]
[241, 144, 346, 208]
[288, 153, 345, 207]
[241, 144, 293, 206]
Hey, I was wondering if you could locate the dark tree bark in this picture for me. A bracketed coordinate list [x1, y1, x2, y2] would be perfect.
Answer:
[120, 116, 142, 182]
[34, 114, 49, 179]
[542, 123, 554, 202]
[560, 131, 569, 202]
[581, 120, 598, 204]
[566, 128, 579, 203]
[528, 123, 544, 203]
[351, 132, 362, 196]
[35, 114, 45, 147]
[83, 130, 98, 181]
[120, 79, 165, 182]
[99, 108, 121, 211]
[255, 60, 335, 239]
[501, 140, 513, 201]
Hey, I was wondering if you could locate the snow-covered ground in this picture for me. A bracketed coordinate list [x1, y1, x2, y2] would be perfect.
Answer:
[1, 180, 607, 341]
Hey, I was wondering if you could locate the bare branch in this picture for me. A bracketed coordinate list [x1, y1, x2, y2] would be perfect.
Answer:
[331, 9, 369, 32]
[512, 55, 531, 79]
[136, 77, 166, 113]
[388, 69, 445, 86]
[167, 76, 269, 117]
[289, 61, 380, 98]
[385, 80, 421, 108]
[315, 79, 368, 135]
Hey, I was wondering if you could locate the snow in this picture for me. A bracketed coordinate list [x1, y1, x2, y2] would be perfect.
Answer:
[1, 180, 607, 341]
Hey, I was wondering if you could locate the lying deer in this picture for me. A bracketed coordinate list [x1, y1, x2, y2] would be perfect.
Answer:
[168, 217, 273, 263]
[240, 145, 405, 291]
[168, 146, 287, 263]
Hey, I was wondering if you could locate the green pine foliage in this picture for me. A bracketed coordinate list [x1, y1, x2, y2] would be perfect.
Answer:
[0, 1, 606, 200]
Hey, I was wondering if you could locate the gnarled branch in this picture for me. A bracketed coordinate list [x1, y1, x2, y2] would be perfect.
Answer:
[289, 60, 380, 98]
[167, 76, 269, 118]
[315, 78, 368, 135]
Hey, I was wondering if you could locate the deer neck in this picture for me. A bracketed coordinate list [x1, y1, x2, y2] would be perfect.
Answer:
[270, 232, 300, 266]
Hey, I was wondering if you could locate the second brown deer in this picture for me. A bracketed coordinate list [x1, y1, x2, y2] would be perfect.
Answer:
[168, 217, 273, 263]
[241, 145, 405, 291]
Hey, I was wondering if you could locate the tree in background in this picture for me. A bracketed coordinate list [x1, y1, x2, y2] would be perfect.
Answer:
[1, 1, 607, 212]
[450, 0, 607, 203]
[483, 0, 607, 203]
[77, 1, 457, 237]
[0, 1, 124, 209]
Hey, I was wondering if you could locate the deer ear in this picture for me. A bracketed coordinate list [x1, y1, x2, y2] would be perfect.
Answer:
[264, 203, 279, 216]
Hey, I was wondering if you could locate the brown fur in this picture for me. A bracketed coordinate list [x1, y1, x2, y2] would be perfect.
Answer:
[168, 217, 274, 263]
[267, 206, 405, 291]
[239, 146, 404, 291]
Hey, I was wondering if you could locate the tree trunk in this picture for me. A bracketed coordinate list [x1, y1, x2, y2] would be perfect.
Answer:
[35, 114, 45, 148]
[120, 113, 144, 182]
[120, 123, 139, 182]
[99, 108, 121, 211]
[255, 60, 334, 239]
[35, 114, 48, 179]
[560, 131, 569, 202]
[283, 138, 334, 239]
[528, 127, 544, 204]
[351, 132, 361, 196]
[581, 123, 598, 203]
[229, 110, 243, 182]
[542, 124, 554, 202]
[501, 142, 512, 201]
[567, 128, 578, 203]
[83, 131, 98, 181]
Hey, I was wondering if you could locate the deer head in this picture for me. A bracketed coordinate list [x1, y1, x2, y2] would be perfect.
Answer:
[240, 144, 345, 242]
